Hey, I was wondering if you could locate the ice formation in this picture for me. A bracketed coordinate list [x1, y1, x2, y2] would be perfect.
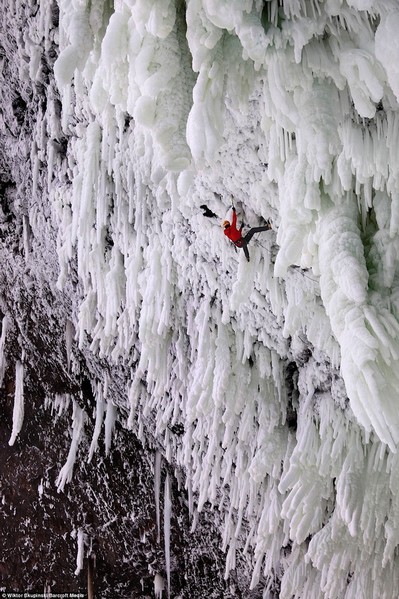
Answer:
[8, 358, 24, 447]
[6, 0, 399, 596]
[74, 527, 85, 576]
[164, 473, 172, 599]
[56, 401, 86, 492]
[155, 451, 162, 544]
[0, 315, 10, 388]
[154, 573, 166, 599]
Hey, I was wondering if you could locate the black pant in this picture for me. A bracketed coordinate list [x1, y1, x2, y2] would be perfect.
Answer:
[239, 226, 270, 262]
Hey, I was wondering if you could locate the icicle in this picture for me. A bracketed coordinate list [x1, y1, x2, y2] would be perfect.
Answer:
[127, 377, 141, 428]
[154, 573, 165, 598]
[9, 359, 24, 447]
[104, 400, 117, 456]
[0, 315, 10, 388]
[224, 538, 237, 579]
[187, 478, 194, 518]
[65, 319, 75, 372]
[56, 402, 85, 492]
[48, 393, 71, 418]
[155, 451, 162, 543]
[87, 383, 105, 463]
[164, 473, 172, 599]
[74, 528, 85, 575]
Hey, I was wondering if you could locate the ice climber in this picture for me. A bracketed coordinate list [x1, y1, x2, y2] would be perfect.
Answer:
[223, 206, 271, 262]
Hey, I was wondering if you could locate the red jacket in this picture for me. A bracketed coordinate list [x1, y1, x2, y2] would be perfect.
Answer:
[223, 210, 243, 246]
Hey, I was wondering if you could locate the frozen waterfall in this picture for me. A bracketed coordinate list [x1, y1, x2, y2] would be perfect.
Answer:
[3, 0, 399, 597]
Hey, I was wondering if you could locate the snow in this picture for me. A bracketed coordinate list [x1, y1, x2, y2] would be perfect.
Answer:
[13, 0, 399, 596]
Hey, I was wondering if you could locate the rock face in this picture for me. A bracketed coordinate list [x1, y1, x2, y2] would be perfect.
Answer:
[1, 389, 256, 597]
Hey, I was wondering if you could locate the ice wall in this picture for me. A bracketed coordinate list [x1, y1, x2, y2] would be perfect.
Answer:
[48, 0, 399, 596]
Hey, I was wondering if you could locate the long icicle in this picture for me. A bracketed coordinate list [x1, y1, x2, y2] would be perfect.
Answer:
[155, 451, 162, 543]
[8, 358, 24, 446]
[164, 473, 172, 599]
